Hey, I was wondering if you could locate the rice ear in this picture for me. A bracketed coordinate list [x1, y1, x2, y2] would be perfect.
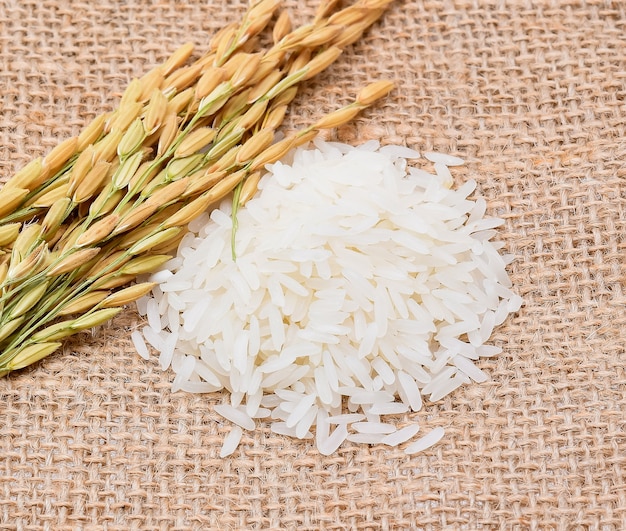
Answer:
[138, 67, 165, 102]
[144, 177, 190, 209]
[356, 80, 395, 105]
[127, 228, 181, 255]
[300, 47, 342, 81]
[162, 42, 194, 76]
[42, 136, 78, 175]
[0, 0, 397, 380]
[5, 158, 45, 191]
[181, 169, 226, 198]
[0, 317, 25, 344]
[68, 146, 96, 195]
[112, 151, 144, 189]
[118, 118, 147, 158]
[312, 105, 362, 130]
[95, 274, 137, 290]
[0, 224, 22, 247]
[8, 242, 48, 281]
[272, 10, 292, 43]
[119, 255, 172, 276]
[166, 88, 195, 115]
[120, 78, 143, 108]
[247, 71, 283, 103]
[99, 282, 157, 308]
[0, 188, 30, 218]
[157, 113, 181, 157]
[237, 130, 275, 164]
[238, 171, 262, 205]
[11, 223, 42, 261]
[231, 54, 262, 88]
[46, 248, 102, 277]
[41, 198, 72, 240]
[93, 129, 124, 163]
[174, 128, 216, 158]
[72, 161, 111, 204]
[161, 193, 215, 229]
[108, 102, 144, 133]
[249, 137, 295, 171]
[75, 214, 120, 248]
[58, 291, 110, 316]
[163, 64, 203, 93]
[143, 88, 167, 135]
[6, 342, 62, 371]
[113, 204, 159, 236]
[77, 113, 109, 151]
[165, 154, 205, 180]
[7, 282, 50, 320]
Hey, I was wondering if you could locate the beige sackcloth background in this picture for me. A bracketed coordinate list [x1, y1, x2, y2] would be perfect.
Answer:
[1, 0, 626, 529]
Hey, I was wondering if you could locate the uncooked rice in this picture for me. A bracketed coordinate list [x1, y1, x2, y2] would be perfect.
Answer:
[134, 138, 522, 456]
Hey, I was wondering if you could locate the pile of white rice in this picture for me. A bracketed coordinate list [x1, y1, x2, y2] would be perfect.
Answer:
[133, 138, 522, 457]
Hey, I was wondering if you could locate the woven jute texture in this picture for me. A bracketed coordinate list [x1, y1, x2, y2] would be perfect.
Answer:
[1, 0, 626, 529]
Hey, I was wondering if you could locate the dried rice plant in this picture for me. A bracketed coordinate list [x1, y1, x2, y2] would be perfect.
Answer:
[0, 0, 395, 376]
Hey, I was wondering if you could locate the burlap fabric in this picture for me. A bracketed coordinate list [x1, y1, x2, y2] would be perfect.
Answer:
[1, 0, 625, 529]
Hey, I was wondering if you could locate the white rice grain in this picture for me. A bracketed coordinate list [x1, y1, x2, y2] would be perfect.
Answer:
[134, 140, 522, 457]
[131, 330, 150, 360]
[382, 424, 421, 446]
[220, 426, 243, 458]
[346, 433, 386, 444]
[271, 421, 314, 439]
[214, 404, 256, 431]
[424, 152, 465, 166]
[318, 424, 349, 455]
[366, 402, 409, 415]
[379, 144, 421, 159]
[146, 299, 161, 332]
[452, 355, 489, 383]
[352, 422, 396, 434]
[405, 426, 446, 454]
[397, 371, 423, 412]
[171, 355, 196, 393]
[327, 413, 366, 425]
[142, 326, 163, 352]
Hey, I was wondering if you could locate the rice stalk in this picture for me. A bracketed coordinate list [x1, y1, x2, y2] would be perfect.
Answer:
[0, 0, 395, 375]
